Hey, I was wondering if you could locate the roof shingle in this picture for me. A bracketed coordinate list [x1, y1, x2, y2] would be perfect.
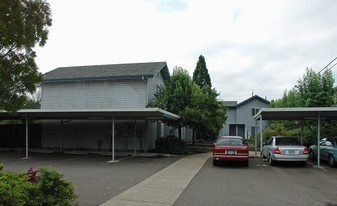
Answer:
[43, 62, 169, 82]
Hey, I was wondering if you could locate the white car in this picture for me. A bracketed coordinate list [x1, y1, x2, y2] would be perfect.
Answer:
[262, 136, 309, 166]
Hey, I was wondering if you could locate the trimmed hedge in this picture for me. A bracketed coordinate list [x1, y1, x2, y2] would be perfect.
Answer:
[156, 135, 190, 155]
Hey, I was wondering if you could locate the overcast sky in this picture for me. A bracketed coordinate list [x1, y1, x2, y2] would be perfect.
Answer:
[35, 0, 337, 102]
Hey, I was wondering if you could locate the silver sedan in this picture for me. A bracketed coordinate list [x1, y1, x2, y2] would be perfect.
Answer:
[262, 136, 309, 166]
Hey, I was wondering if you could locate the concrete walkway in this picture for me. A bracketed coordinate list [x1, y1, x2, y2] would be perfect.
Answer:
[101, 152, 211, 206]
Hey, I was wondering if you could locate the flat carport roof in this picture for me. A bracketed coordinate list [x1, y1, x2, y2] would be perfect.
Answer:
[253, 107, 337, 167]
[0, 108, 179, 162]
[254, 107, 337, 121]
[0, 108, 179, 120]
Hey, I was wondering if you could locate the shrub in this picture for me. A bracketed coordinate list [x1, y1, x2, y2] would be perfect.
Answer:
[0, 165, 79, 206]
[0, 170, 31, 206]
[156, 135, 190, 155]
[36, 167, 79, 206]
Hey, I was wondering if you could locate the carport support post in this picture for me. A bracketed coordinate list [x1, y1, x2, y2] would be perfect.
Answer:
[301, 121, 304, 145]
[260, 115, 263, 165]
[134, 120, 137, 156]
[60, 119, 63, 153]
[255, 120, 257, 157]
[112, 113, 115, 162]
[145, 120, 148, 152]
[317, 112, 320, 167]
[25, 116, 29, 159]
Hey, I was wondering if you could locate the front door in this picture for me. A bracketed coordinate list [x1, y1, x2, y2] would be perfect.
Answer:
[229, 125, 236, 136]
[238, 125, 245, 137]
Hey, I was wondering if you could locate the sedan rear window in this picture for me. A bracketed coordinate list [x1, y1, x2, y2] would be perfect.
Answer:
[276, 137, 301, 146]
[217, 138, 244, 145]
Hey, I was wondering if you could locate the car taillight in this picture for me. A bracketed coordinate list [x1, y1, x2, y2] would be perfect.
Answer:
[274, 147, 281, 154]
[303, 148, 308, 155]
[213, 149, 225, 154]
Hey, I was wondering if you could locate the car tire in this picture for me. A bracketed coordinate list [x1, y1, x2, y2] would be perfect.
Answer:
[328, 155, 336, 167]
[213, 159, 218, 166]
[268, 154, 275, 166]
[244, 161, 249, 167]
[309, 150, 316, 161]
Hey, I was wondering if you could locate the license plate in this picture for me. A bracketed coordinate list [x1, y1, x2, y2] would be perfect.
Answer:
[286, 150, 299, 154]
[227, 150, 235, 155]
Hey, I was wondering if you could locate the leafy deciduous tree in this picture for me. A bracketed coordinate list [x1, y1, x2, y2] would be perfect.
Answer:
[0, 0, 52, 113]
[149, 66, 227, 142]
[148, 66, 193, 138]
[267, 68, 336, 146]
[182, 84, 227, 144]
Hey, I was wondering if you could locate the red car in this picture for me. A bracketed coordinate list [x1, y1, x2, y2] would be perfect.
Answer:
[213, 136, 249, 167]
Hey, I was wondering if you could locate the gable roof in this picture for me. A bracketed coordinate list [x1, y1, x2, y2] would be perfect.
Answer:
[236, 95, 270, 107]
[43, 62, 170, 82]
[223, 101, 238, 107]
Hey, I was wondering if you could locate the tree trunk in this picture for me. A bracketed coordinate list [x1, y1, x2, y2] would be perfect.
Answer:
[192, 130, 195, 146]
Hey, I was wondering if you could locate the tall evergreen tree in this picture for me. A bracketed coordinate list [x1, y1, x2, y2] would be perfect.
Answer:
[193, 55, 212, 88]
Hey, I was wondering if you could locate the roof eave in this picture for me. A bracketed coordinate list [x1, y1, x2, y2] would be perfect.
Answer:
[43, 75, 154, 83]
[153, 62, 171, 82]
[237, 95, 270, 107]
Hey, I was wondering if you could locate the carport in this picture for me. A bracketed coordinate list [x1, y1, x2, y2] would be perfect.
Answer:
[254, 107, 337, 167]
[0, 108, 179, 162]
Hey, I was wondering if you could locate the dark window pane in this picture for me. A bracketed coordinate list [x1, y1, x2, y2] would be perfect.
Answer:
[276, 137, 301, 146]
[217, 138, 244, 145]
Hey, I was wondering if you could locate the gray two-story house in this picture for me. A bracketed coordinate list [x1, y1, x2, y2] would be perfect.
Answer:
[40, 62, 181, 152]
[220, 95, 270, 139]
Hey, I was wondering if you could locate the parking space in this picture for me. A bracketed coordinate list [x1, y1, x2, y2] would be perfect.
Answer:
[0, 151, 180, 206]
[307, 159, 337, 174]
[2, 151, 337, 206]
[175, 157, 337, 206]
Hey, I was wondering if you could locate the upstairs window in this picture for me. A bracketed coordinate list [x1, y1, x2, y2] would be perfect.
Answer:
[251, 108, 259, 116]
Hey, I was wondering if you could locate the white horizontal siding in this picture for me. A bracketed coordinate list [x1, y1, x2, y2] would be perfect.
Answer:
[147, 72, 165, 103]
[42, 79, 147, 109]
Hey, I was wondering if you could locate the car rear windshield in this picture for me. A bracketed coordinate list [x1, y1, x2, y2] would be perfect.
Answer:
[217, 138, 244, 145]
[276, 137, 301, 146]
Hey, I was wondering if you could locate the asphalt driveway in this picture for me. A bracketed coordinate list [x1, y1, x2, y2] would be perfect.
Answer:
[2, 151, 337, 206]
[0, 151, 180, 206]
[174, 158, 337, 206]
